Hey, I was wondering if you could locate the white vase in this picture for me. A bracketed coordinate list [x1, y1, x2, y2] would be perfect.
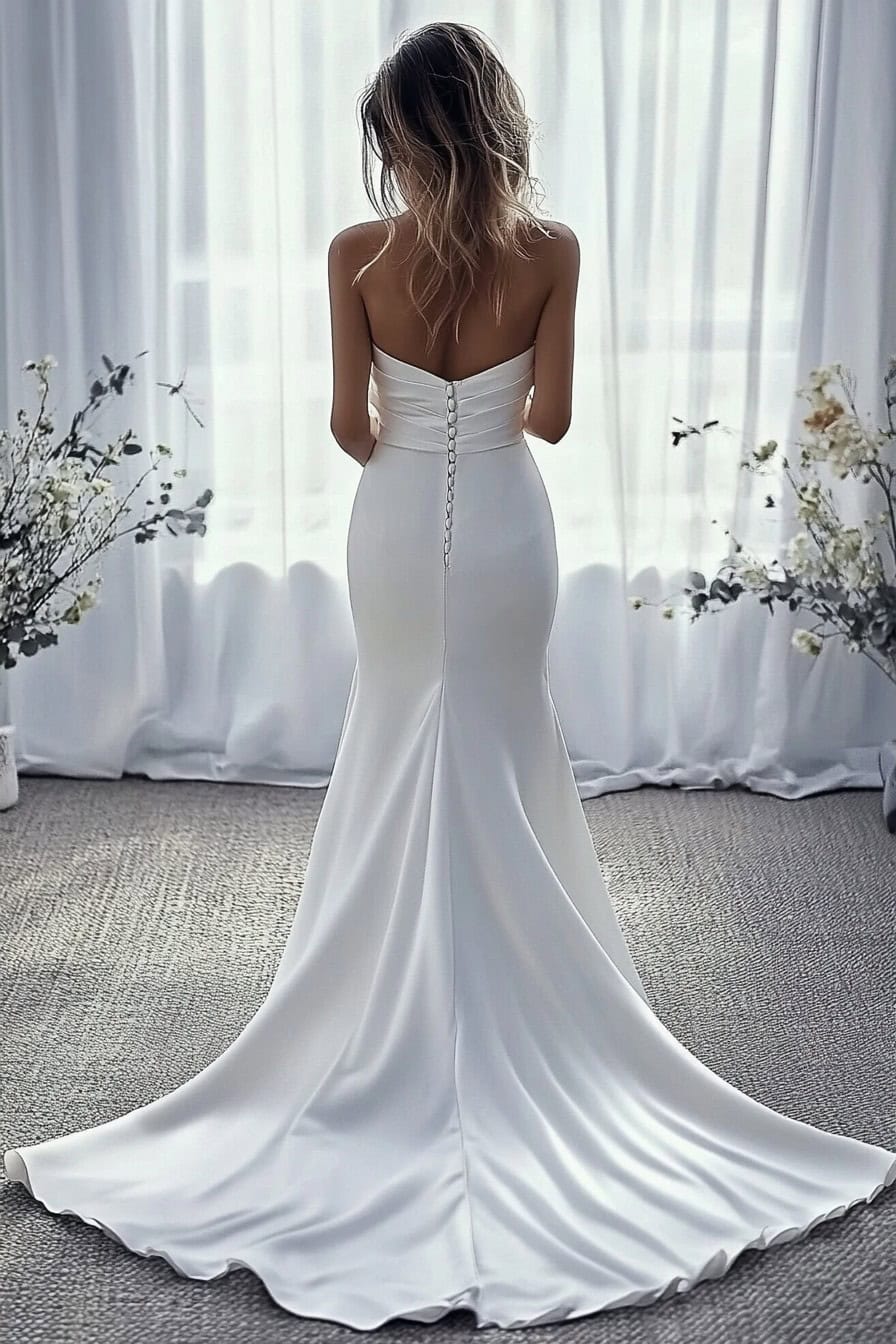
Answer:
[0, 725, 18, 810]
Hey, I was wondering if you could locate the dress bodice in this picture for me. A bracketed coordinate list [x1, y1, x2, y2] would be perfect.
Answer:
[369, 343, 535, 455]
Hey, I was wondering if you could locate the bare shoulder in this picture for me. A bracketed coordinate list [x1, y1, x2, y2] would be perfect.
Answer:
[328, 219, 390, 262]
[525, 218, 580, 271]
[329, 220, 405, 275]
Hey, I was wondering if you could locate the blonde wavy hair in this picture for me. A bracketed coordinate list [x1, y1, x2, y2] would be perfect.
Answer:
[355, 21, 553, 351]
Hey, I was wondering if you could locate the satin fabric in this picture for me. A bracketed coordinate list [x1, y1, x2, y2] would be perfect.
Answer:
[5, 344, 896, 1330]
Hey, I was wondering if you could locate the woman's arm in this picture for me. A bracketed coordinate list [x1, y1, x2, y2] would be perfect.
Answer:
[364, 409, 380, 465]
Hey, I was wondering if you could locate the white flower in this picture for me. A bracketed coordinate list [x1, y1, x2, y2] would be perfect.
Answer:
[792, 628, 823, 656]
[661, 605, 675, 620]
[799, 365, 840, 395]
[628, 596, 645, 609]
[754, 439, 778, 463]
[832, 527, 862, 561]
[785, 531, 816, 577]
[48, 479, 79, 503]
[730, 552, 769, 590]
[742, 565, 767, 588]
[800, 402, 878, 475]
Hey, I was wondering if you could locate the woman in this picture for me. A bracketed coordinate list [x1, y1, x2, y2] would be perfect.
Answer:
[6, 20, 895, 1332]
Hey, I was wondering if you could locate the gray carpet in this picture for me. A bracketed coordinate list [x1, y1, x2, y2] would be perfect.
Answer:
[1, 776, 894, 1344]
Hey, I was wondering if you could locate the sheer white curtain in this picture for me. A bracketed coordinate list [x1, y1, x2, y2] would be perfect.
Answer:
[1, 0, 894, 793]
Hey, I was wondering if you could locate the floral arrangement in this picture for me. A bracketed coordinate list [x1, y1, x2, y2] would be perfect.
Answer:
[0, 352, 213, 671]
[630, 358, 896, 691]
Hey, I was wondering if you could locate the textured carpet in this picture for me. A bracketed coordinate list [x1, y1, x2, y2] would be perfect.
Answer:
[1, 776, 894, 1344]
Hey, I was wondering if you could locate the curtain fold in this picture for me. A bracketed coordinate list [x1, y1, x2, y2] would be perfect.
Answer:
[2, 0, 894, 795]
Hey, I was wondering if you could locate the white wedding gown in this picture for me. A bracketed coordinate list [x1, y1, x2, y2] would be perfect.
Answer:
[5, 341, 896, 1330]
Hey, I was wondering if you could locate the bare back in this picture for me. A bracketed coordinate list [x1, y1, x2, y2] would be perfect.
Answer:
[354, 214, 580, 444]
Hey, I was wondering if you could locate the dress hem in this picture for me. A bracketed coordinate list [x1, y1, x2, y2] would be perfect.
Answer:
[6, 1145, 896, 1332]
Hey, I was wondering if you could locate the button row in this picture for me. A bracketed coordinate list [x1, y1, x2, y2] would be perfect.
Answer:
[444, 382, 457, 569]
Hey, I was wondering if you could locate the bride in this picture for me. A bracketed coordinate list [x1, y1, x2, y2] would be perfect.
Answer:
[5, 19, 895, 1332]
